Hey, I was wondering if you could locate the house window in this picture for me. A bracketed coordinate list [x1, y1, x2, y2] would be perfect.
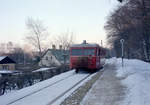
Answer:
[46, 56, 48, 60]
[2, 65, 9, 70]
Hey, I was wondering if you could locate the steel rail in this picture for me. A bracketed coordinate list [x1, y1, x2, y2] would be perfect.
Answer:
[7, 72, 75, 105]
[47, 74, 91, 105]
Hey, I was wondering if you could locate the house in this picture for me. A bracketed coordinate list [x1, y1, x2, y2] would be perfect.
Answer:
[0, 56, 16, 70]
[38, 49, 69, 67]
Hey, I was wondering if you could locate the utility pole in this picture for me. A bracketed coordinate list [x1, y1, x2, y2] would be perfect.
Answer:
[120, 39, 124, 67]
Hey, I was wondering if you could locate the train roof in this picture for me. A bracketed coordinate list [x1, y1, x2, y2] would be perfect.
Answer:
[70, 43, 100, 48]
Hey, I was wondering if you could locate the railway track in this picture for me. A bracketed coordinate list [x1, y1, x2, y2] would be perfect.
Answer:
[5, 71, 92, 105]
[48, 74, 91, 105]
[3, 71, 75, 105]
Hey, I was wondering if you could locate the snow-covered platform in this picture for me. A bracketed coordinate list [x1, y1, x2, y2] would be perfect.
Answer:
[81, 58, 125, 105]
[81, 58, 150, 105]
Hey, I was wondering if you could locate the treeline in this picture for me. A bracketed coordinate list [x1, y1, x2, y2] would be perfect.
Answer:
[105, 0, 150, 60]
[0, 42, 36, 64]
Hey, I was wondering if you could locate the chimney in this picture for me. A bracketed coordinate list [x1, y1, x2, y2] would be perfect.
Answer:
[52, 45, 56, 49]
[83, 40, 86, 44]
[59, 45, 62, 50]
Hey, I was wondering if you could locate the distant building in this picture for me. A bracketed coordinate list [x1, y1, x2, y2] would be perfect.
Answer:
[38, 49, 69, 67]
[0, 56, 16, 70]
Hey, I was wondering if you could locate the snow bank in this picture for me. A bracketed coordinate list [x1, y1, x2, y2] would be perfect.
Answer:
[33, 67, 57, 72]
[0, 70, 14, 74]
[105, 57, 117, 65]
[116, 58, 150, 105]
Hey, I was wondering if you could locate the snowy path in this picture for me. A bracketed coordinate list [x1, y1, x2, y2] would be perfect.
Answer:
[81, 58, 125, 105]
[0, 70, 92, 105]
[82, 58, 150, 105]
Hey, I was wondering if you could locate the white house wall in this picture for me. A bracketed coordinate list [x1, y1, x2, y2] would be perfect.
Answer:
[39, 51, 61, 67]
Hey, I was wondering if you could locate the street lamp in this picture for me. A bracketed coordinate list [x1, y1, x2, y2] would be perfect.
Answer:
[120, 39, 124, 67]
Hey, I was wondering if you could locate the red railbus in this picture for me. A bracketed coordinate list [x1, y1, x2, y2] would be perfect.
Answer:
[70, 41, 105, 73]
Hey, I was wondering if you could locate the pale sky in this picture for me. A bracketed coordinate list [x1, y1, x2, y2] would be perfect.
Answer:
[0, 0, 118, 46]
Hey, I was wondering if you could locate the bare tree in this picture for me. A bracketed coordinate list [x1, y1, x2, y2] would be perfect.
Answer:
[52, 31, 75, 50]
[0, 42, 14, 55]
[7, 41, 14, 53]
[0, 43, 6, 55]
[25, 18, 49, 58]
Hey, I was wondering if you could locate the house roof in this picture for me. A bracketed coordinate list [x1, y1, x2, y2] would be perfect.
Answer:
[0, 56, 6, 61]
[71, 43, 100, 48]
[42, 49, 69, 62]
[0, 56, 16, 64]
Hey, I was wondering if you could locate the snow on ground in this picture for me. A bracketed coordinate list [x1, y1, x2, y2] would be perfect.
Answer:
[81, 58, 124, 105]
[116, 58, 150, 105]
[9, 73, 89, 105]
[0, 70, 15, 74]
[0, 69, 93, 105]
[106, 57, 117, 65]
[0, 70, 19, 74]
[33, 67, 57, 72]
[1, 58, 149, 105]
[53, 72, 97, 105]
[0, 70, 75, 105]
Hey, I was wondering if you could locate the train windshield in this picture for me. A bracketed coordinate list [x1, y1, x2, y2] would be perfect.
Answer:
[83, 49, 95, 56]
[71, 48, 95, 56]
[71, 49, 83, 56]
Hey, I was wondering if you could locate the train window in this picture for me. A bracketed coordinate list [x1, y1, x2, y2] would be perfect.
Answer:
[83, 49, 95, 56]
[71, 49, 83, 56]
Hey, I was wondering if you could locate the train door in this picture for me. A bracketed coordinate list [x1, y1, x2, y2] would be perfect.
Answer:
[96, 47, 101, 68]
[100, 48, 106, 66]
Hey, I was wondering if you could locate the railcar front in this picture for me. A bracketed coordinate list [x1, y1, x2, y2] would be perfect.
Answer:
[70, 44, 101, 73]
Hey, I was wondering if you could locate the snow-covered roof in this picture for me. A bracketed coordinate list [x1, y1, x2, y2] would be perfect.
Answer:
[0, 56, 6, 61]
[0, 70, 19, 74]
